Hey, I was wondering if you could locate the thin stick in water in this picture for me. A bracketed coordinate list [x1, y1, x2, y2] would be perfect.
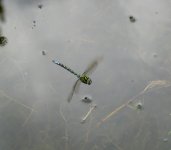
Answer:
[81, 104, 97, 124]
[59, 104, 69, 150]
[97, 80, 171, 126]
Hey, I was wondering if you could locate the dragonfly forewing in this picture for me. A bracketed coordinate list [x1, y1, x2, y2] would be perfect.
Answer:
[67, 79, 81, 102]
[83, 56, 103, 76]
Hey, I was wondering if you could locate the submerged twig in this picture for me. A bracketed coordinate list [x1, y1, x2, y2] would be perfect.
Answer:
[59, 104, 69, 150]
[81, 115, 94, 150]
[105, 135, 124, 150]
[22, 109, 34, 126]
[7, 57, 27, 90]
[81, 104, 97, 124]
[0, 90, 37, 127]
[97, 80, 171, 126]
[97, 104, 126, 127]
[0, 90, 35, 111]
[22, 101, 39, 127]
[85, 115, 93, 143]
[141, 80, 171, 93]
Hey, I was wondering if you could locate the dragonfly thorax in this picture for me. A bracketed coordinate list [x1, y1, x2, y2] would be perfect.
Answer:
[80, 75, 92, 85]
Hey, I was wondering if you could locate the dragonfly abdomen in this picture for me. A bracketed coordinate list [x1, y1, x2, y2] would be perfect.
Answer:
[52, 60, 80, 78]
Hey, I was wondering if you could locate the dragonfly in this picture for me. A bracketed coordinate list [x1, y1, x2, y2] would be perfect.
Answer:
[52, 57, 102, 102]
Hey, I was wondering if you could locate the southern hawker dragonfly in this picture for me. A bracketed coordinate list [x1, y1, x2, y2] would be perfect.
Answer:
[52, 57, 102, 102]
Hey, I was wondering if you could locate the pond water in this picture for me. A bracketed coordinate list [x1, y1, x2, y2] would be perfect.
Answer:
[0, 0, 171, 149]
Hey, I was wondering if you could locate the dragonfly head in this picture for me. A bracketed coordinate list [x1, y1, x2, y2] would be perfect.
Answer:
[80, 75, 92, 85]
[87, 78, 92, 85]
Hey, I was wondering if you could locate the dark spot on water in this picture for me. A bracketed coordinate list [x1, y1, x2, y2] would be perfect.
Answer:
[38, 4, 43, 9]
[153, 53, 158, 58]
[42, 51, 46, 55]
[129, 16, 136, 23]
[136, 103, 143, 110]
[32, 20, 36, 28]
[0, 36, 7, 46]
[131, 79, 134, 83]
[81, 96, 92, 103]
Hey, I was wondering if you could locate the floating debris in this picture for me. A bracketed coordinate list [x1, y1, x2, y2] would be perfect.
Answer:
[42, 50, 46, 55]
[141, 80, 171, 93]
[32, 20, 36, 28]
[97, 80, 171, 126]
[0, 36, 7, 46]
[81, 95, 92, 104]
[136, 102, 143, 110]
[81, 104, 97, 123]
[38, 4, 43, 9]
[128, 100, 144, 110]
[131, 79, 135, 83]
[33, 20, 36, 26]
[162, 138, 168, 142]
[153, 53, 158, 58]
[129, 16, 136, 23]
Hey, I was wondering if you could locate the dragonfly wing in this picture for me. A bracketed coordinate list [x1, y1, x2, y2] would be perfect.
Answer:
[74, 79, 81, 94]
[67, 79, 81, 102]
[83, 56, 103, 75]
